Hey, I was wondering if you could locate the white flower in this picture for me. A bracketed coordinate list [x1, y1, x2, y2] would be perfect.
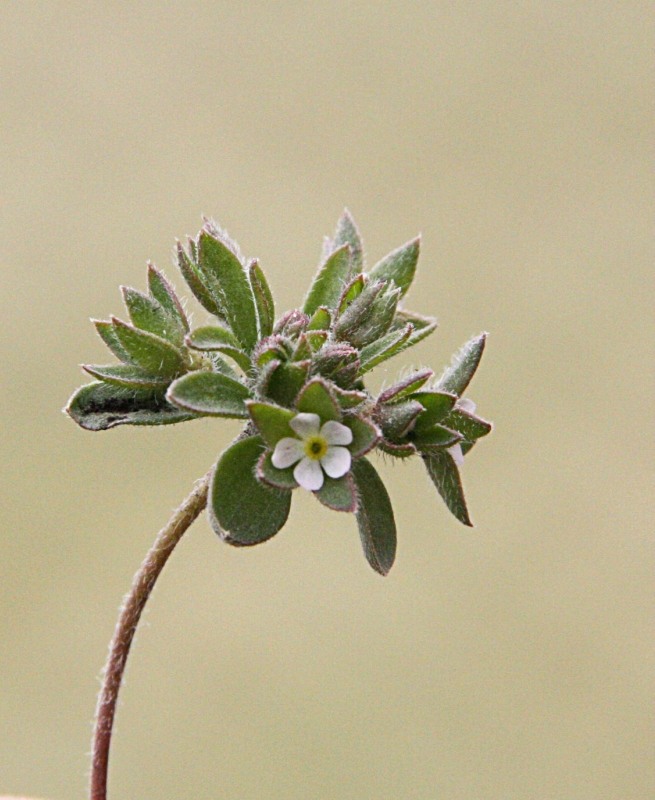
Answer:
[271, 412, 353, 491]
[447, 443, 464, 466]
[448, 398, 475, 466]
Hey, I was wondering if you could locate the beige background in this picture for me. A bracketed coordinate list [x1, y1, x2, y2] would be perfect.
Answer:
[1, 3, 652, 799]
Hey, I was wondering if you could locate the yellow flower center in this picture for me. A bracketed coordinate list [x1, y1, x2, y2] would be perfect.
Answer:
[304, 435, 328, 461]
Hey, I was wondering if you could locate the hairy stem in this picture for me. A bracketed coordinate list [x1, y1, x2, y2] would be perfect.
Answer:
[90, 470, 212, 800]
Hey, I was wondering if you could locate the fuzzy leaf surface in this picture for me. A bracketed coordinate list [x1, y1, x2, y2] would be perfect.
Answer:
[423, 450, 472, 526]
[249, 259, 275, 338]
[369, 236, 420, 298]
[147, 264, 189, 333]
[247, 401, 296, 447]
[210, 435, 291, 546]
[442, 408, 492, 441]
[83, 363, 169, 389]
[198, 231, 259, 351]
[257, 450, 298, 490]
[436, 333, 487, 395]
[66, 382, 194, 430]
[166, 371, 250, 417]
[411, 391, 458, 431]
[303, 244, 352, 316]
[296, 378, 341, 421]
[378, 369, 433, 404]
[315, 474, 357, 512]
[112, 318, 185, 377]
[185, 325, 250, 371]
[352, 458, 397, 575]
[94, 320, 131, 363]
[332, 209, 364, 272]
[121, 287, 183, 345]
[343, 415, 380, 457]
[176, 240, 223, 317]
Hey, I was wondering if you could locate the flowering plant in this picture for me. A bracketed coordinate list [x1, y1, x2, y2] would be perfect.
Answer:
[66, 210, 492, 799]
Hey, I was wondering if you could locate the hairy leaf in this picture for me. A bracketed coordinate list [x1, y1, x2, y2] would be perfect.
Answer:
[185, 325, 251, 371]
[352, 458, 397, 575]
[296, 378, 341, 421]
[210, 435, 291, 546]
[249, 258, 275, 338]
[112, 317, 185, 378]
[369, 236, 420, 298]
[315, 474, 357, 512]
[436, 332, 487, 395]
[303, 244, 352, 316]
[247, 401, 296, 448]
[66, 382, 194, 431]
[167, 371, 250, 417]
[82, 363, 169, 389]
[198, 231, 259, 351]
[423, 450, 472, 526]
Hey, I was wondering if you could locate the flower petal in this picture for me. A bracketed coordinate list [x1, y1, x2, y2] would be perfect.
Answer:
[289, 412, 321, 439]
[320, 446, 352, 479]
[320, 419, 353, 446]
[458, 398, 476, 414]
[447, 443, 464, 467]
[271, 437, 304, 469]
[294, 456, 324, 490]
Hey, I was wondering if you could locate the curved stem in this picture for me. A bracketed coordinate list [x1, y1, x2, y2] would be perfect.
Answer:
[90, 469, 212, 800]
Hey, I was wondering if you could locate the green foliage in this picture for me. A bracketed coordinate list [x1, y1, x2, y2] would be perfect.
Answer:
[67, 210, 493, 574]
[210, 436, 292, 546]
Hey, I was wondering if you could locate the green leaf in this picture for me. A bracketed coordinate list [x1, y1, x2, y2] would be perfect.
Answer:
[247, 400, 296, 447]
[376, 400, 423, 440]
[65, 382, 194, 431]
[112, 317, 185, 378]
[147, 263, 189, 333]
[185, 325, 251, 371]
[249, 258, 275, 338]
[413, 424, 461, 449]
[256, 449, 298, 490]
[296, 378, 341, 421]
[391, 309, 438, 345]
[337, 273, 366, 314]
[411, 391, 458, 431]
[378, 368, 434, 403]
[352, 458, 397, 576]
[359, 323, 413, 373]
[307, 306, 332, 331]
[82, 364, 169, 389]
[436, 332, 487, 395]
[93, 319, 131, 363]
[333, 385, 368, 409]
[210, 435, 292, 546]
[369, 236, 420, 298]
[176, 239, 223, 317]
[343, 414, 380, 457]
[315, 474, 357, 512]
[442, 408, 492, 441]
[333, 209, 364, 272]
[166, 371, 250, 417]
[335, 281, 400, 348]
[423, 450, 472, 526]
[121, 286, 183, 344]
[264, 360, 310, 407]
[303, 244, 352, 316]
[198, 231, 259, 351]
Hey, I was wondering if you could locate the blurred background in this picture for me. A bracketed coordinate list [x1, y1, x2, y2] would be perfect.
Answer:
[1, 3, 652, 799]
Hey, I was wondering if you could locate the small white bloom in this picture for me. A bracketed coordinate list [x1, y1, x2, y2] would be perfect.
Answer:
[447, 443, 464, 466]
[458, 397, 476, 414]
[271, 412, 353, 491]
